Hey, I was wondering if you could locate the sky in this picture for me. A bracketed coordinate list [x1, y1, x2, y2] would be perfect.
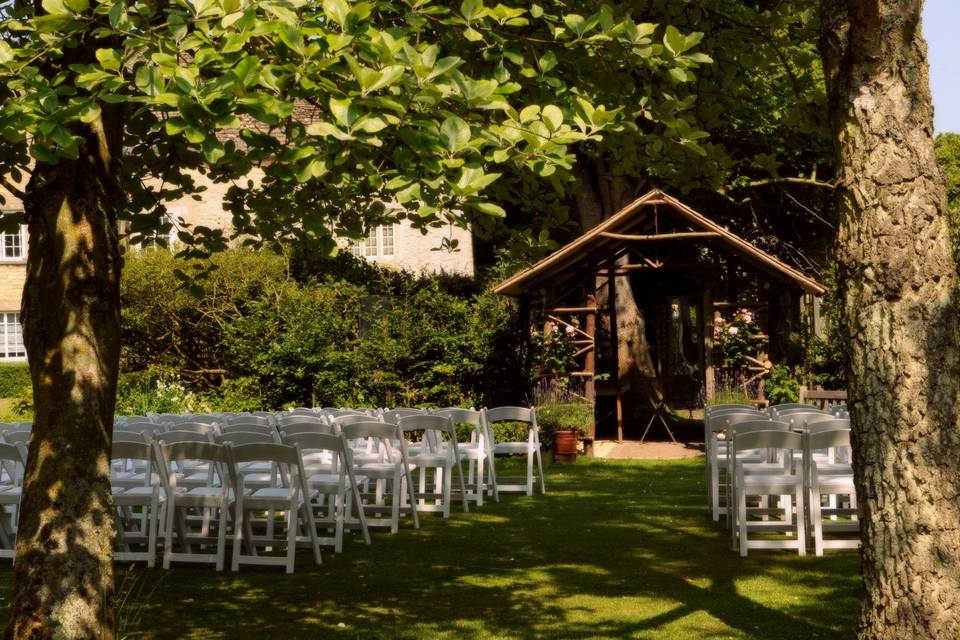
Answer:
[925, 0, 960, 133]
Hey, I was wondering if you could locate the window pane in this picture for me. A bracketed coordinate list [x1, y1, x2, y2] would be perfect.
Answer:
[364, 227, 378, 256]
[380, 226, 394, 256]
[1, 227, 22, 259]
[2, 312, 24, 358]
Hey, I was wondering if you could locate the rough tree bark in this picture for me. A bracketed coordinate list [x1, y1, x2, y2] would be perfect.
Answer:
[574, 158, 657, 386]
[821, 1, 960, 638]
[4, 105, 123, 638]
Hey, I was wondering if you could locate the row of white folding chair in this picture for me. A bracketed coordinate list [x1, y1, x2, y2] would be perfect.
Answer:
[729, 420, 855, 556]
[113, 438, 322, 573]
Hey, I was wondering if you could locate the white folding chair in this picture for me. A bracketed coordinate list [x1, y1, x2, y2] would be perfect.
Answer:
[705, 408, 762, 521]
[805, 427, 858, 555]
[155, 441, 232, 570]
[484, 406, 545, 496]
[433, 408, 497, 505]
[281, 431, 371, 552]
[340, 421, 419, 534]
[0, 442, 25, 558]
[732, 429, 806, 556]
[399, 414, 469, 517]
[111, 440, 161, 567]
[227, 442, 321, 573]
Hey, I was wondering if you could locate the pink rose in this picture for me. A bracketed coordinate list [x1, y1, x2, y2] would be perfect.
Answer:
[728, 326, 739, 336]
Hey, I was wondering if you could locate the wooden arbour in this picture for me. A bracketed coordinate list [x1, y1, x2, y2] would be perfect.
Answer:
[494, 189, 827, 444]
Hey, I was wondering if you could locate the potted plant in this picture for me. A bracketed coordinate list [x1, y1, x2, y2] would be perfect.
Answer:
[536, 402, 594, 463]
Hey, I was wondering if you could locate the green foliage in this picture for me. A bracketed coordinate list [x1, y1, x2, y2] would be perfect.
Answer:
[120, 248, 526, 411]
[115, 366, 211, 416]
[765, 364, 800, 405]
[536, 402, 593, 448]
[0, 364, 30, 399]
[713, 308, 766, 368]
[530, 325, 576, 378]
[706, 389, 751, 407]
[934, 132, 960, 265]
[0, 0, 710, 260]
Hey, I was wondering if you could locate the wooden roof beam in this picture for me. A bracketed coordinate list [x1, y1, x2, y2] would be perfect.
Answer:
[599, 231, 720, 241]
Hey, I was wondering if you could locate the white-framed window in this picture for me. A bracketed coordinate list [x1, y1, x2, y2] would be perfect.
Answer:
[0, 312, 25, 360]
[0, 225, 25, 262]
[351, 225, 395, 258]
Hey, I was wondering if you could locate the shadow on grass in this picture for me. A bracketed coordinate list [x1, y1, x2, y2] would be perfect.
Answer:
[1, 458, 860, 639]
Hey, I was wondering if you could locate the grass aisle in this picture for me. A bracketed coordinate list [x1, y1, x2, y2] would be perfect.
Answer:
[1, 458, 860, 639]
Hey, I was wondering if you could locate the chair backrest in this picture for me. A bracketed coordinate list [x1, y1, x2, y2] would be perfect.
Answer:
[804, 418, 851, 434]
[807, 428, 851, 450]
[112, 430, 148, 444]
[112, 439, 153, 463]
[734, 429, 803, 453]
[485, 406, 535, 424]
[281, 431, 345, 454]
[432, 408, 482, 427]
[154, 430, 213, 445]
[325, 409, 366, 419]
[288, 407, 320, 416]
[280, 422, 336, 437]
[714, 413, 769, 434]
[399, 414, 454, 433]
[228, 442, 299, 465]
[341, 421, 400, 442]
[217, 430, 278, 446]
[784, 411, 836, 430]
[381, 408, 426, 424]
[158, 440, 230, 464]
[333, 414, 376, 429]
[276, 414, 326, 427]
[224, 414, 273, 428]
[0, 431, 31, 445]
[705, 404, 755, 416]
[728, 419, 789, 436]
[115, 420, 159, 435]
[168, 421, 219, 435]
[767, 403, 815, 415]
[221, 422, 275, 436]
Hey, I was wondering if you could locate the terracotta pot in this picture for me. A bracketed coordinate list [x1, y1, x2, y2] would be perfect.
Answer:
[553, 429, 578, 464]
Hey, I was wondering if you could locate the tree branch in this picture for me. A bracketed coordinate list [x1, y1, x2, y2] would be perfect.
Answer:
[733, 176, 837, 190]
[0, 175, 26, 201]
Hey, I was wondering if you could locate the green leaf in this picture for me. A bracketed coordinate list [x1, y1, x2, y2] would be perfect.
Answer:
[0, 42, 13, 64]
[41, 0, 69, 15]
[329, 96, 354, 127]
[471, 201, 505, 217]
[440, 116, 470, 154]
[323, 0, 349, 25]
[460, 0, 482, 21]
[366, 66, 405, 93]
[663, 25, 685, 56]
[95, 48, 122, 71]
[541, 105, 563, 132]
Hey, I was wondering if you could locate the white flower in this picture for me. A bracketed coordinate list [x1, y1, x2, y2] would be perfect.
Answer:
[728, 326, 739, 336]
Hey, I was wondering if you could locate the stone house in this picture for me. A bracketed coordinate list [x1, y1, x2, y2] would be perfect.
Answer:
[0, 175, 474, 362]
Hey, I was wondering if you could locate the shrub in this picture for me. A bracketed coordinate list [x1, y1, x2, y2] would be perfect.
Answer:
[0, 363, 30, 398]
[115, 366, 210, 416]
[766, 364, 801, 405]
[536, 403, 594, 448]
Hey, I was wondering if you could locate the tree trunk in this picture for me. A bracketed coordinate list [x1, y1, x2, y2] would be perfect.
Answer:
[5, 110, 123, 637]
[821, 2, 960, 638]
[574, 158, 657, 385]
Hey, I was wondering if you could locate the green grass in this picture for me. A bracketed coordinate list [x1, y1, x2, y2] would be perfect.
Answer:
[0, 459, 860, 639]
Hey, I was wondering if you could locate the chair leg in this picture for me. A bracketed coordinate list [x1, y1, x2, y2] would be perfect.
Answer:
[535, 446, 546, 494]
[216, 505, 228, 572]
[231, 502, 243, 572]
[738, 489, 749, 558]
[147, 497, 158, 569]
[526, 447, 534, 496]
[795, 484, 807, 557]
[285, 504, 297, 574]
[391, 470, 401, 534]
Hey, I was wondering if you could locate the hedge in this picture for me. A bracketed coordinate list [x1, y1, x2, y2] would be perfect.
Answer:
[0, 363, 30, 398]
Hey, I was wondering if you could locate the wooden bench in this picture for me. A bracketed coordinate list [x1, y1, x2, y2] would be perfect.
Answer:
[799, 387, 847, 410]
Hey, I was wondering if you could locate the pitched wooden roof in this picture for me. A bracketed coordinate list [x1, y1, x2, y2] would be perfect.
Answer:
[493, 189, 827, 296]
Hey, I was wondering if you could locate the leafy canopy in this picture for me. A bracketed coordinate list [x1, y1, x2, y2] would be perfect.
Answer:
[0, 0, 709, 263]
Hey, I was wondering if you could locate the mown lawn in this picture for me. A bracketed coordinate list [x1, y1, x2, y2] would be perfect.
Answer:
[0, 458, 860, 639]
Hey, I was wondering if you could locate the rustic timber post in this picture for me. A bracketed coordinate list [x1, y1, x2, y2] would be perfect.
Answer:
[608, 266, 623, 443]
[702, 287, 715, 402]
[583, 293, 597, 454]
